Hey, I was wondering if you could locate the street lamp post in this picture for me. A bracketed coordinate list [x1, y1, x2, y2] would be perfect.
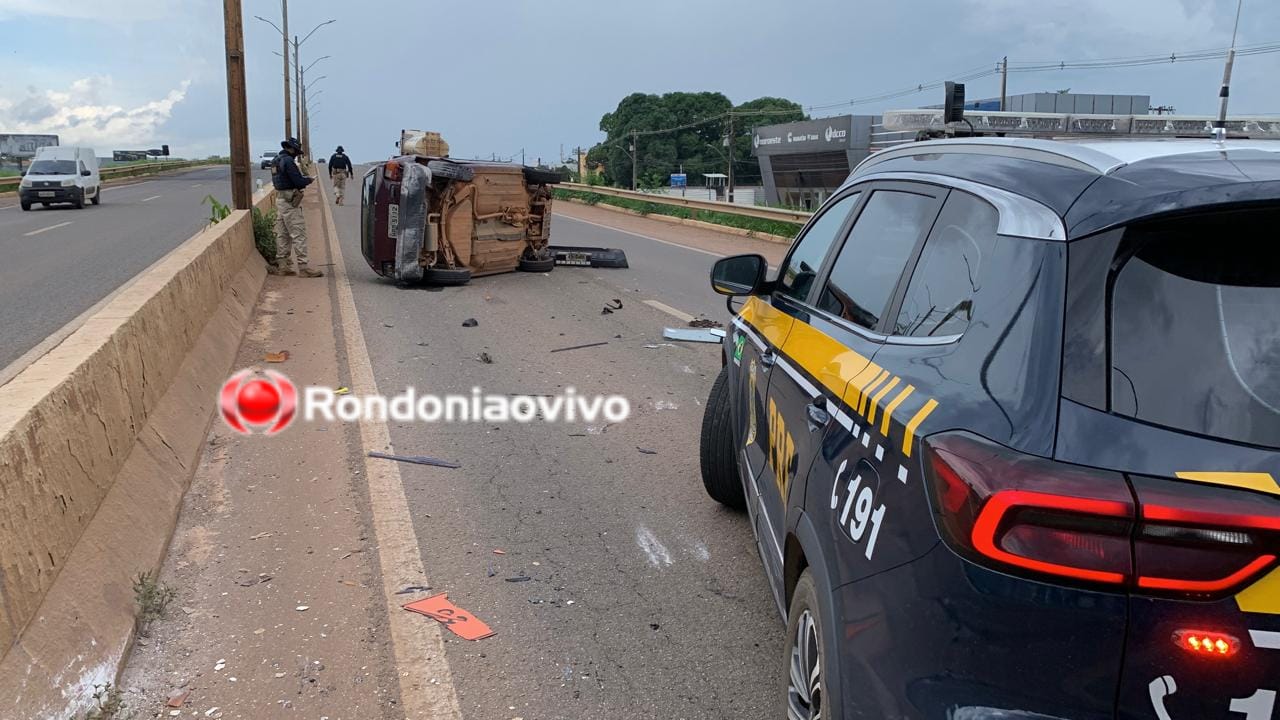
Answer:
[253, 4, 292, 138]
[255, 15, 333, 153]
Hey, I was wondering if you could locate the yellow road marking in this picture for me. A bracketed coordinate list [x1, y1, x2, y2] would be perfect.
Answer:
[902, 399, 939, 458]
[1175, 472, 1280, 497]
[866, 377, 900, 427]
[880, 385, 916, 436]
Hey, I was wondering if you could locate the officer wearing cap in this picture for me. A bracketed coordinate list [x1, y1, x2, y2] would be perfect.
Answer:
[328, 145, 353, 205]
[270, 137, 321, 277]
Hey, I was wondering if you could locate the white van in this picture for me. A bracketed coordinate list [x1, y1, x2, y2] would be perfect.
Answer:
[18, 146, 101, 211]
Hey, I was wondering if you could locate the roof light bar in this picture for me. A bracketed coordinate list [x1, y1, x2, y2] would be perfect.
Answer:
[882, 110, 1280, 139]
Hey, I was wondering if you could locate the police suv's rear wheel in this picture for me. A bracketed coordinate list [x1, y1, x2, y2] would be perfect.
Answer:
[423, 266, 471, 286]
[699, 367, 746, 510]
[786, 571, 827, 720]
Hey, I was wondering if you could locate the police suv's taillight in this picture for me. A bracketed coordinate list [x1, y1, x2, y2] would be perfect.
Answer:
[1131, 475, 1278, 596]
[924, 432, 1134, 588]
[922, 432, 1280, 599]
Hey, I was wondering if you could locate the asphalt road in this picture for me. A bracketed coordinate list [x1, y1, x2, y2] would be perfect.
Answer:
[326, 173, 785, 719]
[0, 165, 270, 373]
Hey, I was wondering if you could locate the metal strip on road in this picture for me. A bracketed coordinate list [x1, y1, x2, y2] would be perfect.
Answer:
[23, 221, 73, 237]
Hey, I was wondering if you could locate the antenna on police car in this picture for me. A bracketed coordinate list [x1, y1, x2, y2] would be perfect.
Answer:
[1213, 0, 1246, 143]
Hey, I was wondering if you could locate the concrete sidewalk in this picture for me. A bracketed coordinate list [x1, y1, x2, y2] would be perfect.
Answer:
[116, 186, 402, 719]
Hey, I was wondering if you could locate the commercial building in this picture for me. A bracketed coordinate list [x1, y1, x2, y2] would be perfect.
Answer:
[751, 93, 1152, 207]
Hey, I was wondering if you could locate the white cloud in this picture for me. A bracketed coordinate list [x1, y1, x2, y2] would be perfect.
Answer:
[0, 76, 191, 151]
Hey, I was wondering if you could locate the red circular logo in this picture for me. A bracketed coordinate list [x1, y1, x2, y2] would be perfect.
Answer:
[219, 369, 297, 435]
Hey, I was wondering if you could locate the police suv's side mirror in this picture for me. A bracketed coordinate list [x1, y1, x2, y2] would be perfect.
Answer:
[711, 254, 767, 296]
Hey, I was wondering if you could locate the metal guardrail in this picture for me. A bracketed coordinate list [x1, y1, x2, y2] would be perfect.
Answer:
[558, 182, 812, 223]
[0, 160, 222, 194]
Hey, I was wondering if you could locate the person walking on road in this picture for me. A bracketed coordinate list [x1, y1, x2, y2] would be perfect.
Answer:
[328, 145, 354, 205]
[271, 138, 323, 278]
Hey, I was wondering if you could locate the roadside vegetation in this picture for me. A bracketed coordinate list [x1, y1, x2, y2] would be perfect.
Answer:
[554, 187, 802, 239]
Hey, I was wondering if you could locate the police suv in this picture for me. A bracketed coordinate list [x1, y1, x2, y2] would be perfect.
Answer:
[699, 109, 1280, 719]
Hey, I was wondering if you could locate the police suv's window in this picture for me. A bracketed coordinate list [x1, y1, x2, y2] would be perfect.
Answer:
[776, 192, 859, 302]
[819, 190, 938, 331]
[1110, 208, 1280, 448]
[893, 192, 999, 337]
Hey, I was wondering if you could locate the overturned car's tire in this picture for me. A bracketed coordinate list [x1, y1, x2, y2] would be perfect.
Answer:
[700, 367, 746, 510]
[518, 255, 556, 273]
[423, 267, 471, 286]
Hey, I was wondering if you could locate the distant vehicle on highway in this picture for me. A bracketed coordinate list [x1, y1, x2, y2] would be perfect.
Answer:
[702, 123, 1280, 719]
[18, 146, 100, 211]
[260, 151, 276, 171]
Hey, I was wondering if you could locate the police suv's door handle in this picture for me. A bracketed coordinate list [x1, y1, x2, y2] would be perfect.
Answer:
[806, 396, 831, 429]
[760, 351, 777, 368]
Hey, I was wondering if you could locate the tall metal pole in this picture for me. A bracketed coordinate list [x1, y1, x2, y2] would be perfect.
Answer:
[630, 130, 638, 190]
[223, 0, 252, 209]
[1214, 0, 1245, 140]
[301, 77, 309, 157]
[281, 0, 291, 138]
[727, 113, 735, 204]
[999, 56, 1008, 111]
[293, 37, 302, 143]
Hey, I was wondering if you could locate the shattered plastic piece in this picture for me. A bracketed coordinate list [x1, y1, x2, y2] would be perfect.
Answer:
[395, 585, 432, 595]
[662, 327, 726, 344]
[264, 351, 290, 363]
[403, 593, 496, 640]
[601, 307, 614, 315]
[478, 352, 494, 364]
[688, 318, 723, 329]
[368, 451, 461, 469]
[637, 447, 659, 455]
[462, 318, 479, 327]
[334, 387, 351, 395]
[166, 691, 189, 708]
[608, 299, 624, 310]
[504, 576, 532, 583]
[549, 341, 609, 354]
[643, 343, 676, 349]
[493, 549, 507, 555]
[295, 605, 309, 611]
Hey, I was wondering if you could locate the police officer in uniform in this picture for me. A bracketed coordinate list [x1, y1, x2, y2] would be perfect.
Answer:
[271, 137, 322, 277]
[328, 145, 354, 205]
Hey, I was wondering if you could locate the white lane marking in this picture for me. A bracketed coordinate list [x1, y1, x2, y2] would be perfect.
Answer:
[0, 205, 14, 210]
[1251, 630, 1280, 649]
[23, 221, 73, 237]
[644, 299, 697, 323]
[898, 465, 909, 484]
[318, 179, 463, 717]
[557, 214, 723, 258]
[193, 183, 204, 188]
[636, 526, 673, 567]
[140, 195, 161, 202]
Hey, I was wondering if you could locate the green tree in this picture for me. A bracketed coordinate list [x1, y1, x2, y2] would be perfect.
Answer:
[587, 91, 804, 190]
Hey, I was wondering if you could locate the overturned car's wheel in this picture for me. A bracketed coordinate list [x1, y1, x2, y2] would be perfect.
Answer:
[699, 367, 745, 510]
[518, 255, 555, 273]
[423, 266, 471, 286]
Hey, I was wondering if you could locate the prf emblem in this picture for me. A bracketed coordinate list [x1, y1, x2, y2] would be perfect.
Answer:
[732, 334, 746, 366]
[767, 397, 796, 499]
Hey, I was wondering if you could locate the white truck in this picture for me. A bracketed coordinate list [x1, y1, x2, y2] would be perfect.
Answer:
[19, 146, 100, 211]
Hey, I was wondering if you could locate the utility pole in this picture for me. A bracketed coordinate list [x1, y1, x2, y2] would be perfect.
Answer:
[293, 36, 301, 144]
[281, 0, 291, 137]
[999, 56, 1008, 111]
[299, 66, 308, 157]
[222, 0, 251, 209]
[630, 130, 638, 190]
[1215, 0, 1245, 140]
[726, 113, 735, 205]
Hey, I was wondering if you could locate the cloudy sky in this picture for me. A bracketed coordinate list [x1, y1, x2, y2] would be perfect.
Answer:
[2, 0, 1278, 163]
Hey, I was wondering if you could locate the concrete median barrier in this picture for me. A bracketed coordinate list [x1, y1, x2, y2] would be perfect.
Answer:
[0, 189, 274, 719]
